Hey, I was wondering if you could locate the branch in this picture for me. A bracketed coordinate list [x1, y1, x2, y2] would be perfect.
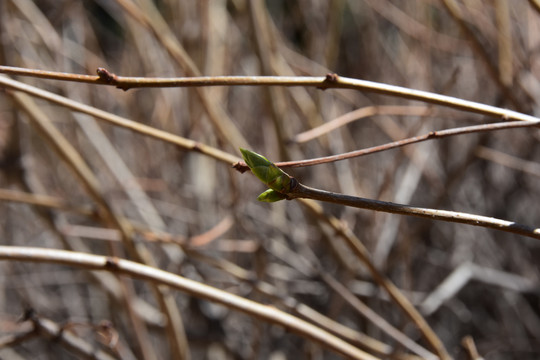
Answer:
[239, 149, 540, 241]
[0, 75, 240, 166]
[1, 66, 539, 122]
[289, 182, 540, 241]
[273, 118, 540, 169]
[0, 246, 380, 360]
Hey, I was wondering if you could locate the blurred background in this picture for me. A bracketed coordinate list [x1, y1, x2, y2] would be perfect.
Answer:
[0, 0, 540, 359]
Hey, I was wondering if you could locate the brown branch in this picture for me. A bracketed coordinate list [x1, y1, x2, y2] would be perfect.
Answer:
[233, 117, 540, 172]
[0, 65, 99, 83]
[0, 76, 240, 166]
[0, 246, 381, 360]
[288, 183, 540, 241]
[1, 66, 539, 123]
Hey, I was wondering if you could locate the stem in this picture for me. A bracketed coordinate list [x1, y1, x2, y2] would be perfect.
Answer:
[0, 246, 380, 360]
[275, 119, 540, 169]
[1, 66, 539, 122]
[290, 183, 540, 241]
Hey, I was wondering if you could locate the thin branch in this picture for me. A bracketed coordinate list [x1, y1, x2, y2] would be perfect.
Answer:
[289, 182, 540, 241]
[235, 117, 540, 172]
[0, 76, 240, 166]
[0, 65, 99, 83]
[0, 246, 380, 360]
[293, 105, 432, 143]
[1, 67, 539, 122]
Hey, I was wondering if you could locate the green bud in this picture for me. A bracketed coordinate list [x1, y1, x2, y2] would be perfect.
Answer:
[240, 148, 293, 193]
[257, 189, 287, 202]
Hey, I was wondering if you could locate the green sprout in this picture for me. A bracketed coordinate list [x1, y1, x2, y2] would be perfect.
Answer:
[240, 148, 295, 202]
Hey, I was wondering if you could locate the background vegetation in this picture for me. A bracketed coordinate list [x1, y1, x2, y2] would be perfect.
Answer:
[0, 0, 539, 359]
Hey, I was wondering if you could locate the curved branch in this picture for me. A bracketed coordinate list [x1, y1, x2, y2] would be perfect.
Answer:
[0, 246, 380, 360]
